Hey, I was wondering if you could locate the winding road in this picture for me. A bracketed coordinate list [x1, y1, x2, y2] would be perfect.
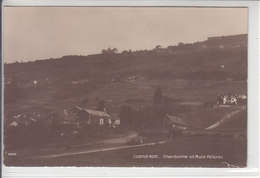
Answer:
[205, 105, 246, 130]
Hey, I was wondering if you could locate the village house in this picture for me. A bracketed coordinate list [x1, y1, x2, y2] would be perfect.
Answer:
[8, 112, 41, 128]
[164, 114, 188, 130]
[164, 114, 188, 139]
[216, 94, 238, 105]
[46, 109, 78, 130]
[46, 106, 120, 135]
[74, 106, 114, 127]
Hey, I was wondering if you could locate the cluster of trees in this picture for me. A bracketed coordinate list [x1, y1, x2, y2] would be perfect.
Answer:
[119, 105, 165, 129]
[102, 48, 118, 54]
[119, 87, 189, 129]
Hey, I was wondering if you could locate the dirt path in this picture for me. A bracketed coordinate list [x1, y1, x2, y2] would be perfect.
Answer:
[205, 106, 246, 130]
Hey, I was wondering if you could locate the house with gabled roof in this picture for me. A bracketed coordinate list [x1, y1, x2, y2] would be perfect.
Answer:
[164, 114, 188, 139]
[75, 106, 112, 127]
[164, 114, 188, 130]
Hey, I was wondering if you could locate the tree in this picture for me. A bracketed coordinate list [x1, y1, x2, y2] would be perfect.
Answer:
[102, 49, 107, 54]
[153, 87, 163, 104]
[112, 48, 118, 53]
[82, 98, 88, 106]
[155, 45, 162, 49]
[119, 106, 134, 127]
[96, 100, 105, 112]
[102, 47, 118, 55]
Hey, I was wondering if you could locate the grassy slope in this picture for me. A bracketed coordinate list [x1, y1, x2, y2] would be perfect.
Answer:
[214, 109, 247, 131]
[4, 80, 247, 119]
[182, 107, 239, 130]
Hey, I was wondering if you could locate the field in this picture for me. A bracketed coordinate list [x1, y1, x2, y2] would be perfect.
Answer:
[4, 79, 247, 118]
[214, 109, 247, 131]
[5, 135, 247, 167]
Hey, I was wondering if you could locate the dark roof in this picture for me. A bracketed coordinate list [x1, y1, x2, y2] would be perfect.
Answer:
[76, 106, 110, 118]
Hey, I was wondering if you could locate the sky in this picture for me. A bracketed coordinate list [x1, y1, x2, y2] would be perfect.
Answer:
[4, 7, 248, 63]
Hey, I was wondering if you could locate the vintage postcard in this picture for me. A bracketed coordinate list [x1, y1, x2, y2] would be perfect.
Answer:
[3, 6, 248, 168]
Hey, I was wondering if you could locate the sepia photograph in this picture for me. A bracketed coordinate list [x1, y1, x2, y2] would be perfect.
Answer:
[3, 7, 248, 168]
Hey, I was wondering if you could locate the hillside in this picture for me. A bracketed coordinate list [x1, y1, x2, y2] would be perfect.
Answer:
[4, 34, 247, 115]
[5, 34, 247, 84]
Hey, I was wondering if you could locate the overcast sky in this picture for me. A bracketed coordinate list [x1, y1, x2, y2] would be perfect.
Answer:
[4, 7, 247, 63]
